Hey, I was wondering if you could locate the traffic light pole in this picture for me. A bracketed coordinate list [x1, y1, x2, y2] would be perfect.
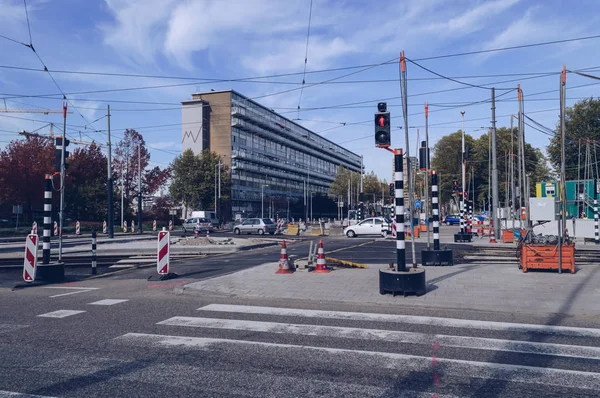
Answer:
[58, 102, 67, 262]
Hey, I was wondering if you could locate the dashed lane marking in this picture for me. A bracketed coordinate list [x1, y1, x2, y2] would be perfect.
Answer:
[88, 299, 129, 306]
[37, 310, 86, 318]
[43, 286, 99, 298]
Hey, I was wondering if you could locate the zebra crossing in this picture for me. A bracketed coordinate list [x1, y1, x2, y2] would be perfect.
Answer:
[114, 304, 600, 396]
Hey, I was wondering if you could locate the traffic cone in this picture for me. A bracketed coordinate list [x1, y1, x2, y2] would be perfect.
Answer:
[489, 221, 497, 243]
[313, 240, 330, 273]
[276, 240, 293, 274]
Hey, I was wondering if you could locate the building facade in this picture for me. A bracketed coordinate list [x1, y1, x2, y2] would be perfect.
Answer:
[181, 90, 362, 220]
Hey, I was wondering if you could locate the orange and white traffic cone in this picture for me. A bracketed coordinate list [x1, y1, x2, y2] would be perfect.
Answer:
[489, 221, 497, 243]
[313, 240, 330, 273]
[276, 240, 293, 274]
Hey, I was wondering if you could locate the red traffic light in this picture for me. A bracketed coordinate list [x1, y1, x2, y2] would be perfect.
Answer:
[378, 115, 385, 127]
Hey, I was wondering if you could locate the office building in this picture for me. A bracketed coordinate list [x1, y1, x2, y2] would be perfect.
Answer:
[181, 90, 362, 219]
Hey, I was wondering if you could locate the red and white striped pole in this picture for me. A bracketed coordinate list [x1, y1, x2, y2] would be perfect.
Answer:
[32, 221, 37, 235]
[123, 220, 127, 233]
[131, 221, 135, 234]
[75, 221, 81, 235]
[23, 233, 38, 282]
[53, 221, 58, 237]
[103, 221, 107, 234]
[168, 220, 173, 231]
[157, 227, 170, 276]
[153, 220, 157, 232]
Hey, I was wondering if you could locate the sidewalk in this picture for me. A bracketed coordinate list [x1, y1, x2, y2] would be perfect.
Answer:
[179, 260, 600, 317]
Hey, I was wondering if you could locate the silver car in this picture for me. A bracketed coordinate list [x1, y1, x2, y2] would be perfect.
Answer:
[233, 218, 276, 235]
[182, 217, 213, 233]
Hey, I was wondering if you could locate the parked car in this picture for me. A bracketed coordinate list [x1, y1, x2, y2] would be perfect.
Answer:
[343, 217, 391, 237]
[191, 211, 219, 228]
[233, 218, 277, 235]
[182, 217, 213, 233]
[442, 214, 461, 226]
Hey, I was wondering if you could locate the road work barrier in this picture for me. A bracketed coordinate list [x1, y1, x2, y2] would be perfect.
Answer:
[23, 233, 38, 282]
[32, 221, 37, 235]
[153, 220, 157, 232]
[103, 221, 107, 234]
[157, 228, 170, 276]
[276, 240, 293, 274]
[76, 221, 81, 235]
[123, 221, 127, 233]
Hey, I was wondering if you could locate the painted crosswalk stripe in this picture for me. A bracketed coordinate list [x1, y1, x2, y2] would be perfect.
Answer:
[37, 310, 85, 318]
[0, 391, 57, 398]
[88, 299, 129, 306]
[157, 316, 600, 360]
[115, 333, 600, 390]
[197, 304, 600, 338]
[44, 286, 99, 298]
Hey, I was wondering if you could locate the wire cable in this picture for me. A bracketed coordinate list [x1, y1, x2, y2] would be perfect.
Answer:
[297, 0, 313, 118]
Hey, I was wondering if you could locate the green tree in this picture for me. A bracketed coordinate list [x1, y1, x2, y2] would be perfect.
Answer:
[547, 98, 600, 180]
[328, 165, 349, 199]
[169, 149, 230, 213]
[0, 136, 54, 220]
[64, 142, 107, 221]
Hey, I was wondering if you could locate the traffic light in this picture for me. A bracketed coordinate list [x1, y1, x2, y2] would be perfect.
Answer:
[389, 183, 394, 197]
[374, 102, 391, 148]
[419, 141, 430, 170]
[452, 179, 459, 191]
[54, 136, 70, 173]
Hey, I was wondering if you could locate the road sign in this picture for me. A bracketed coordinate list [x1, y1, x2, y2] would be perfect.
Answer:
[482, 211, 487, 216]
[32, 221, 37, 234]
[153, 220, 157, 232]
[75, 221, 81, 235]
[415, 200, 421, 209]
[23, 233, 38, 282]
[157, 230, 170, 275]
[12, 205, 22, 214]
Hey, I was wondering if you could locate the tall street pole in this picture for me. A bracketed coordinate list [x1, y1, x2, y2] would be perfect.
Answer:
[400, 52, 416, 267]
[137, 143, 142, 234]
[107, 104, 114, 238]
[58, 102, 67, 262]
[558, 65, 567, 274]
[461, 110, 466, 235]
[510, 115, 516, 229]
[491, 88, 500, 239]
[425, 103, 431, 249]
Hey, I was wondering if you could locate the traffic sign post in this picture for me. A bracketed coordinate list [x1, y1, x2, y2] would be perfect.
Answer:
[32, 221, 37, 235]
[415, 200, 421, 209]
[23, 233, 38, 282]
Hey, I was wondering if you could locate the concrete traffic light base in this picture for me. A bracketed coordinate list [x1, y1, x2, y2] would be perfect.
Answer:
[379, 267, 426, 296]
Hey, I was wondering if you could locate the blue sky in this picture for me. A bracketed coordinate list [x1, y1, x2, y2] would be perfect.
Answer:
[1, 0, 600, 181]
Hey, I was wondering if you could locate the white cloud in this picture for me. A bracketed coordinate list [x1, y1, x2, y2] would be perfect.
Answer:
[100, 0, 176, 63]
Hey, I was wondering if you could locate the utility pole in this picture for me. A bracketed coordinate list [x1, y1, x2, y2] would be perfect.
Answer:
[218, 161, 221, 216]
[491, 88, 500, 239]
[510, 115, 516, 229]
[107, 105, 114, 238]
[425, 103, 431, 249]
[558, 65, 567, 274]
[360, 155, 364, 192]
[58, 102, 67, 262]
[137, 143, 142, 234]
[400, 52, 417, 267]
[461, 110, 466, 235]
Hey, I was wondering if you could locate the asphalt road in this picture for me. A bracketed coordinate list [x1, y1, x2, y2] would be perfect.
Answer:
[1, 277, 599, 397]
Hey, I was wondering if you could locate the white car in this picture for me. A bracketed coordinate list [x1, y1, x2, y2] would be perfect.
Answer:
[343, 217, 391, 237]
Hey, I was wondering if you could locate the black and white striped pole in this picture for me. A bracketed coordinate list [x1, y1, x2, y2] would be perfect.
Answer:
[594, 199, 598, 245]
[379, 147, 426, 296]
[422, 171, 454, 265]
[42, 175, 52, 265]
[395, 150, 406, 271]
[433, 171, 440, 251]
[91, 231, 97, 275]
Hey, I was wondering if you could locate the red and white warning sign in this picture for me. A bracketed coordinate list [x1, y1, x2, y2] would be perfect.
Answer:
[123, 220, 127, 233]
[103, 220, 107, 234]
[75, 221, 81, 235]
[53, 221, 58, 236]
[157, 230, 170, 275]
[168, 220, 173, 231]
[153, 220, 157, 232]
[23, 233, 38, 282]
[32, 221, 37, 235]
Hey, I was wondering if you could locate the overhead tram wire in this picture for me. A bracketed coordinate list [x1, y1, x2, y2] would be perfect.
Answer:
[296, 0, 313, 119]
[1, 35, 599, 83]
[19, 1, 99, 141]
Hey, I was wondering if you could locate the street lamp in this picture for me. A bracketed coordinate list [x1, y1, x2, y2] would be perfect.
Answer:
[261, 184, 269, 218]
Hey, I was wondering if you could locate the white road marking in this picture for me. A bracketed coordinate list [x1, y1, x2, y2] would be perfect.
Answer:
[37, 310, 86, 318]
[44, 286, 99, 298]
[0, 391, 57, 398]
[88, 299, 129, 306]
[198, 304, 600, 338]
[115, 333, 600, 390]
[158, 316, 600, 360]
